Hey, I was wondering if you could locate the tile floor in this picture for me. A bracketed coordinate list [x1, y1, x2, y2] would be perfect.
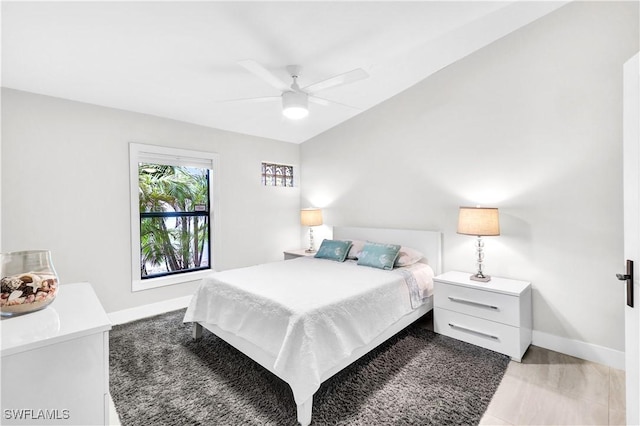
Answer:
[110, 314, 627, 426]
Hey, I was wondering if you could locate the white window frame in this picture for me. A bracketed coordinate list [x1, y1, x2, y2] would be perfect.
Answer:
[129, 143, 221, 292]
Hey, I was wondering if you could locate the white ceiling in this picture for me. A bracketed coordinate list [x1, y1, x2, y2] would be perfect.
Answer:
[1, 1, 567, 144]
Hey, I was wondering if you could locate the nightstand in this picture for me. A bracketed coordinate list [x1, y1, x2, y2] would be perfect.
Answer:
[283, 249, 316, 260]
[433, 271, 532, 362]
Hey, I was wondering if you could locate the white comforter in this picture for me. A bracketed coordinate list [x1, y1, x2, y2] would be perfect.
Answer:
[183, 257, 433, 404]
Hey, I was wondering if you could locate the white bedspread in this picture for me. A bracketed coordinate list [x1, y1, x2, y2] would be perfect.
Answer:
[183, 257, 433, 404]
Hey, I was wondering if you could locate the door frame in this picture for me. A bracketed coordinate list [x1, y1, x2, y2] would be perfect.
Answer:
[623, 52, 639, 426]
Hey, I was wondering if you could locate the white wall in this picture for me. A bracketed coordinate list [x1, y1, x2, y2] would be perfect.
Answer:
[1, 89, 300, 312]
[301, 1, 639, 352]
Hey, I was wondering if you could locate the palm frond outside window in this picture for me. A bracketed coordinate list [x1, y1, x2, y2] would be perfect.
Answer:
[138, 163, 210, 279]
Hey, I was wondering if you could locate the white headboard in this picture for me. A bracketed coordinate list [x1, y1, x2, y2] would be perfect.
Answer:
[333, 226, 442, 275]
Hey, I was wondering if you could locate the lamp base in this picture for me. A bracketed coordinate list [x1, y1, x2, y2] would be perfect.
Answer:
[305, 249, 316, 253]
[470, 274, 491, 283]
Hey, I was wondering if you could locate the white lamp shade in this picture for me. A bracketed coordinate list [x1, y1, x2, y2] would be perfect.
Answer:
[301, 208, 323, 226]
[282, 91, 309, 119]
[457, 207, 500, 236]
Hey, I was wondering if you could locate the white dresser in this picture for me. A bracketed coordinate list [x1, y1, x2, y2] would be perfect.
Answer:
[433, 271, 532, 362]
[1, 282, 111, 425]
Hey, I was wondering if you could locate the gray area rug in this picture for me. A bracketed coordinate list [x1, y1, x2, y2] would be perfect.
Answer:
[110, 309, 509, 425]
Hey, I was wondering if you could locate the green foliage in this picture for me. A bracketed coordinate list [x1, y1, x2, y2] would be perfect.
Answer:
[139, 163, 210, 277]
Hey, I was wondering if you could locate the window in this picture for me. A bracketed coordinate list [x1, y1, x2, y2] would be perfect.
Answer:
[130, 143, 220, 291]
[139, 164, 210, 279]
[262, 162, 294, 187]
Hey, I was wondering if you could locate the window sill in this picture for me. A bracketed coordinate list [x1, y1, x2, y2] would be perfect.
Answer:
[132, 269, 212, 292]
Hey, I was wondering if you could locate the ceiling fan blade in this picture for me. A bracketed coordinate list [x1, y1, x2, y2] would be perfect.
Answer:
[304, 68, 369, 94]
[218, 96, 280, 104]
[238, 60, 291, 92]
[309, 96, 361, 110]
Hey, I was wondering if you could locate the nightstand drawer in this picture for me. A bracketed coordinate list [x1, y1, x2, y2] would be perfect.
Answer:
[434, 281, 520, 326]
[434, 307, 524, 360]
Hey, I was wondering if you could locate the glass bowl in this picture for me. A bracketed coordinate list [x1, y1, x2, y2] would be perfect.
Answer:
[1, 250, 59, 317]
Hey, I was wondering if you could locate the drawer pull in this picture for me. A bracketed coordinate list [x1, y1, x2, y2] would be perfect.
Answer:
[448, 323, 499, 340]
[448, 296, 499, 310]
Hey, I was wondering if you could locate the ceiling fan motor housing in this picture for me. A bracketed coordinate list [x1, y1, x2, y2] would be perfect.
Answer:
[282, 90, 309, 119]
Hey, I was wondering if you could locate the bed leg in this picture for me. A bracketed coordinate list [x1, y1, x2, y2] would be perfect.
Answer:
[192, 322, 203, 340]
[296, 397, 313, 426]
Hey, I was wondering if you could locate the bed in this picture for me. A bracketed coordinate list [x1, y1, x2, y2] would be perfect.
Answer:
[183, 226, 442, 425]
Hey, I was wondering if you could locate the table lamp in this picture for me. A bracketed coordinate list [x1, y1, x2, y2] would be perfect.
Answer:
[457, 206, 500, 282]
[301, 208, 323, 253]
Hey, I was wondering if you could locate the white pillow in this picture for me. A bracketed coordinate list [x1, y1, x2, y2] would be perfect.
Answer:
[346, 240, 366, 260]
[394, 246, 424, 267]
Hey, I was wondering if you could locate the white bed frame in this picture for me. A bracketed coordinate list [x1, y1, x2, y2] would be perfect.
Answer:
[192, 226, 442, 425]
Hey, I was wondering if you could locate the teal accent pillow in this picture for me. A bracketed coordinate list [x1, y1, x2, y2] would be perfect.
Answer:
[314, 239, 352, 262]
[357, 242, 402, 270]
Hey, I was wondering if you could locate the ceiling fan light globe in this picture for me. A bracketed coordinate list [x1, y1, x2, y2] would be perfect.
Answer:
[282, 91, 309, 120]
[283, 106, 309, 119]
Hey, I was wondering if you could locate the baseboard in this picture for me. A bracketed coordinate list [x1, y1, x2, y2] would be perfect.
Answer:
[532, 330, 625, 370]
[108, 295, 192, 326]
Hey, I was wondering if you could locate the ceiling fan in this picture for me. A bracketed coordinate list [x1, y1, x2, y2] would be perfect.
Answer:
[229, 59, 369, 119]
